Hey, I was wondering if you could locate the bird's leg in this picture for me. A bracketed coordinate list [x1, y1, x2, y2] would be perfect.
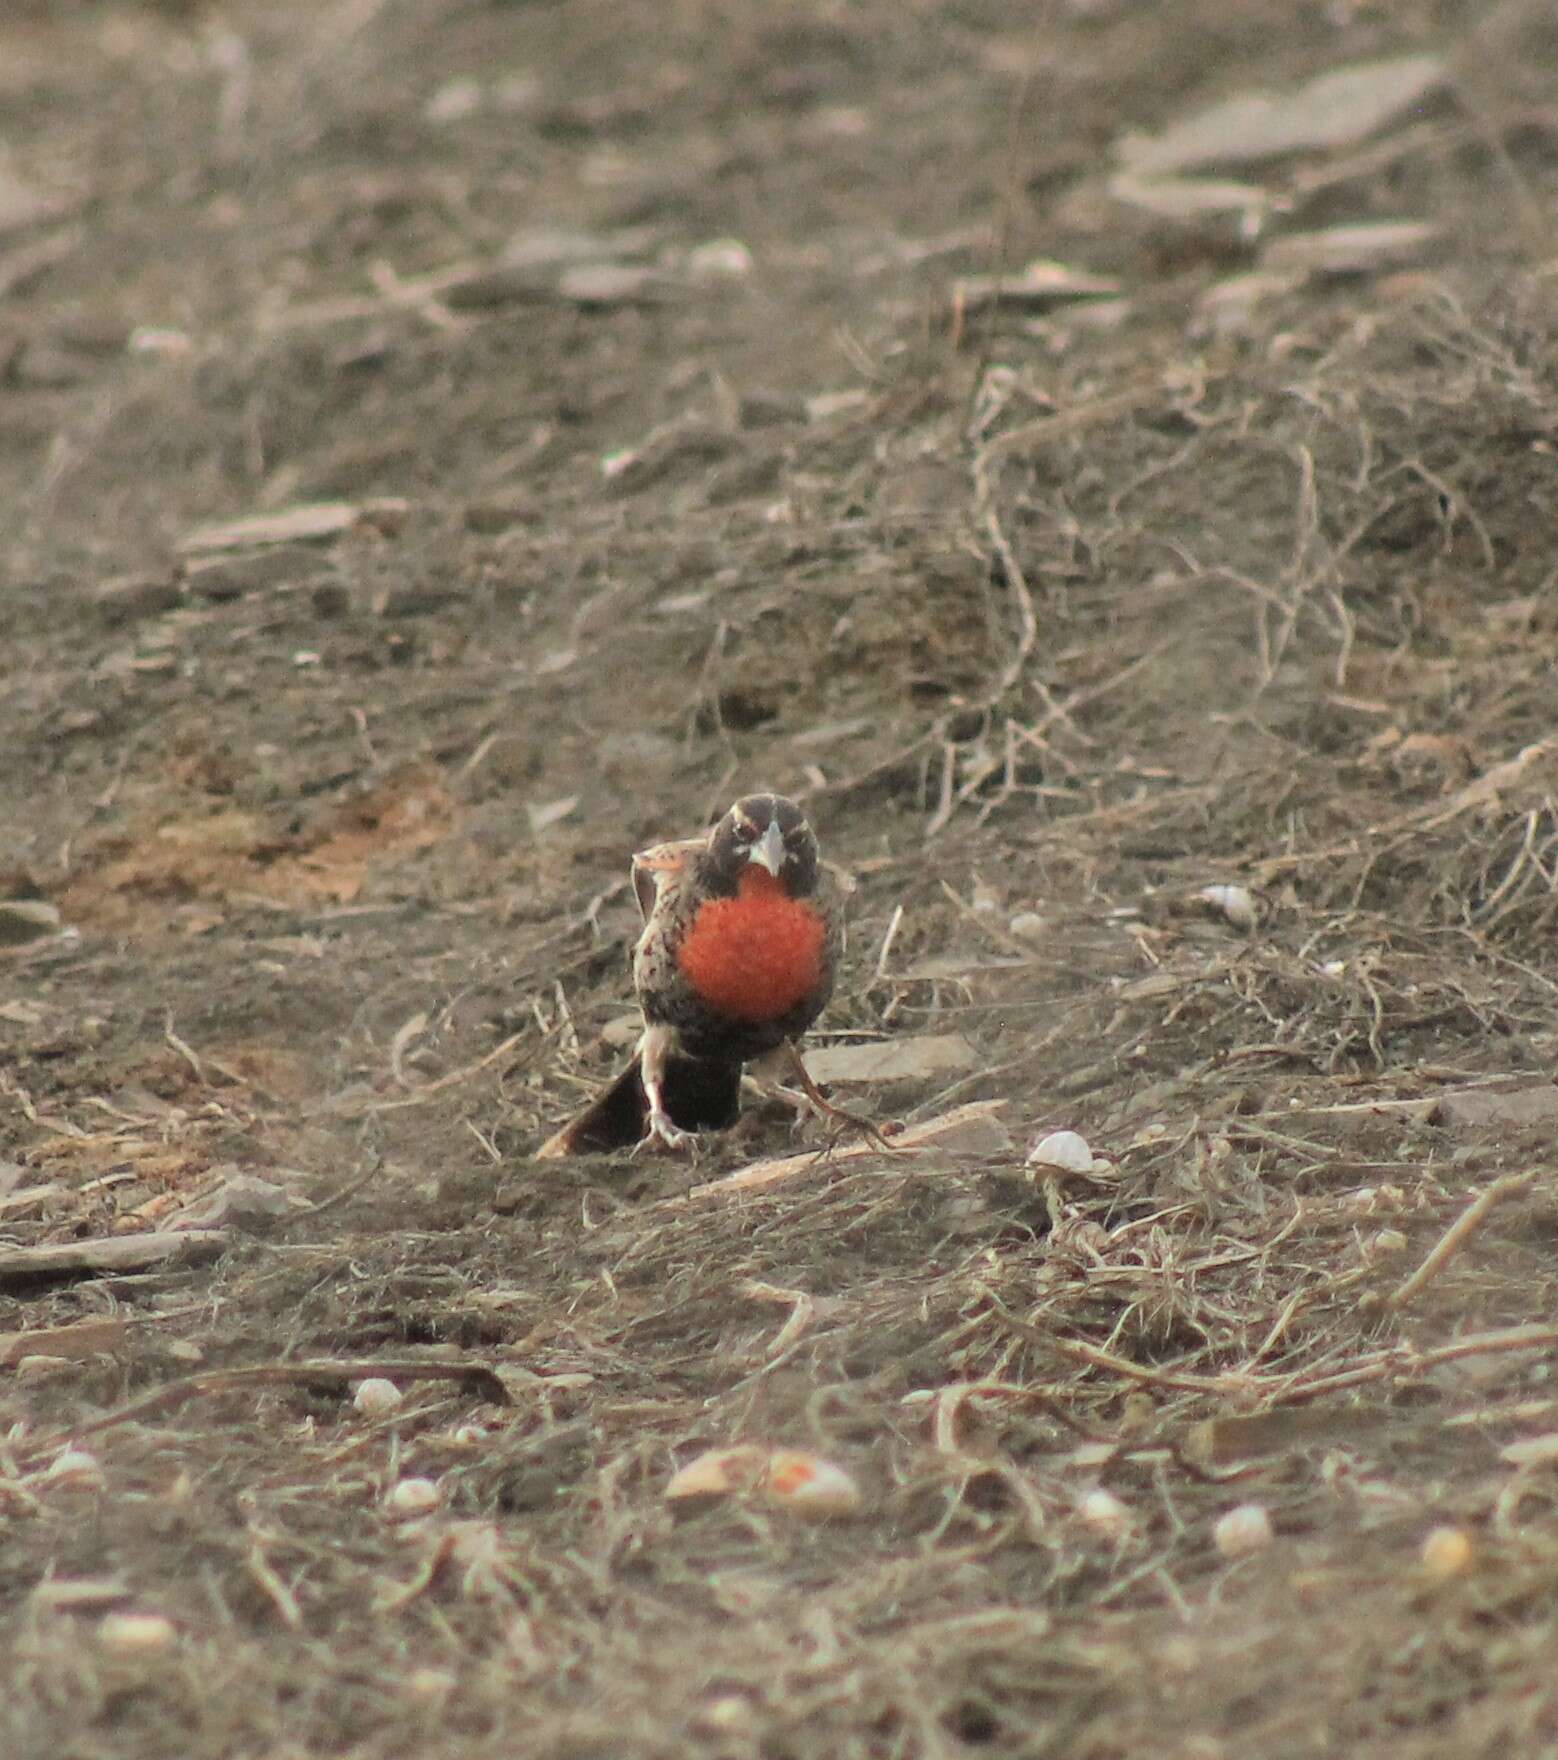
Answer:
[635, 1023, 696, 1153]
[780, 1042, 900, 1153]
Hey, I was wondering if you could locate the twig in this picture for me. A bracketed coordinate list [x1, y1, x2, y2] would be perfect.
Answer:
[0, 1230, 228, 1286]
[1277, 1323, 1558, 1403]
[1383, 1170, 1536, 1310]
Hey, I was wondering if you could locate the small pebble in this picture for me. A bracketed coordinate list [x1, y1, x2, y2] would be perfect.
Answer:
[1213, 1502, 1273, 1558]
[1199, 883, 1258, 931]
[1078, 1487, 1132, 1541]
[405, 1667, 458, 1700]
[385, 1476, 442, 1518]
[99, 1612, 177, 1656]
[696, 1695, 754, 1735]
[1008, 912, 1046, 940]
[14, 1355, 74, 1383]
[1420, 1525, 1473, 1578]
[686, 238, 753, 278]
[352, 1377, 404, 1417]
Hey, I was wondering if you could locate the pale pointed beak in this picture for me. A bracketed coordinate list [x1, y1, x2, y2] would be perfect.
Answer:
[748, 820, 786, 876]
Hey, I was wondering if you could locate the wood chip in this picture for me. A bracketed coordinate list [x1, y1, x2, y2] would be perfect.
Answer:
[0, 1230, 228, 1286]
[1116, 54, 1445, 174]
[691, 1101, 1010, 1198]
[804, 1034, 976, 1086]
[179, 499, 409, 555]
[0, 1316, 135, 1367]
[1261, 220, 1437, 275]
[1429, 1085, 1558, 1134]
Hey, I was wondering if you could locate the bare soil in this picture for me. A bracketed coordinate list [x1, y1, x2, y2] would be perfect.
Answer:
[3, 3, 1558, 1756]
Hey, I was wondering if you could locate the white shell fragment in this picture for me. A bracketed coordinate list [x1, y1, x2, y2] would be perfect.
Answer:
[41, 1449, 105, 1489]
[761, 1450, 863, 1520]
[1027, 1130, 1097, 1176]
[384, 1476, 443, 1518]
[99, 1612, 178, 1655]
[665, 1446, 862, 1519]
[1199, 884, 1258, 930]
[1078, 1488, 1133, 1541]
[665, 1446, 768, 1501]
[1420, 1526, 1473, 1578]
[352, 1377, 404, 1416]
[1214, 1503, 1274, 1558]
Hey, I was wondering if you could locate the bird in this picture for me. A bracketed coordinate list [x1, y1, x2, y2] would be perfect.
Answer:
[536, 793, 861, 1158]
[630, 792, 843, 1151]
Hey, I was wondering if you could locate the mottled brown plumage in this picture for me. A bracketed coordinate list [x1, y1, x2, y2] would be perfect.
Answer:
[535, 794, 847, 1158]
[631, 794, 842, 1149]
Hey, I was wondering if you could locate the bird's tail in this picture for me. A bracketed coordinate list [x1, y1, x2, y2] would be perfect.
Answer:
[535, 1049, 742, 1157]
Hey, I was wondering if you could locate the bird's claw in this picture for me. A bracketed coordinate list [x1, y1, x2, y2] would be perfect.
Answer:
[636, 1110, 696, 1155]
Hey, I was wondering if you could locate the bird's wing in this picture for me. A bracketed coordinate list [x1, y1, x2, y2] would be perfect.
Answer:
[630, 835, 705, 923]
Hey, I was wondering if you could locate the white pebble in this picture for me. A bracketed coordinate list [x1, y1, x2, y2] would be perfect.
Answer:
[404, 1667, 458, 1700]
[41, 1449, 105, 1489]
[1200, 884, 1258, 931]
[1027, 1129, 1096, 1175]
[1214, 1502, 1273, 1558]
[1008, 912, 1046, 940]
[99, 1612, 177, 1656]
[352, 1378, 404, 1416]
[1078, 1487, 1132, 1541]
[1420, 1526, 1473, 1578]
[14, 1355, 74, 1383]
[385, 1476, 442, 1518]
[686, 238, 753, 279]
[696, 1695, 754, 1734]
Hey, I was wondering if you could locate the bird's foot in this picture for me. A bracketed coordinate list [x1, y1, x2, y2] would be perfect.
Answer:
[779, 1043, 901, 1154]
[636, 1110, 697, 1154]
[811, 1095, 901, 1156]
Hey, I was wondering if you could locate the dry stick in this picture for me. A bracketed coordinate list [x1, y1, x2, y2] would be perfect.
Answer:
[993, 1300, 1558, 1410]
[1384, 1170, 1537, 1310]
[1278, 1323, 1558, 1403]
[20, 1359, 511, 1464]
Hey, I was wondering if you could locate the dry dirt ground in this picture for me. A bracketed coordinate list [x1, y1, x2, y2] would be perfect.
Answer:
[4, 2, 1558, 1756]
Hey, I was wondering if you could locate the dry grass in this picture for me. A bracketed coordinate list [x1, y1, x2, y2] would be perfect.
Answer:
[5, 2, 1558, 1757]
